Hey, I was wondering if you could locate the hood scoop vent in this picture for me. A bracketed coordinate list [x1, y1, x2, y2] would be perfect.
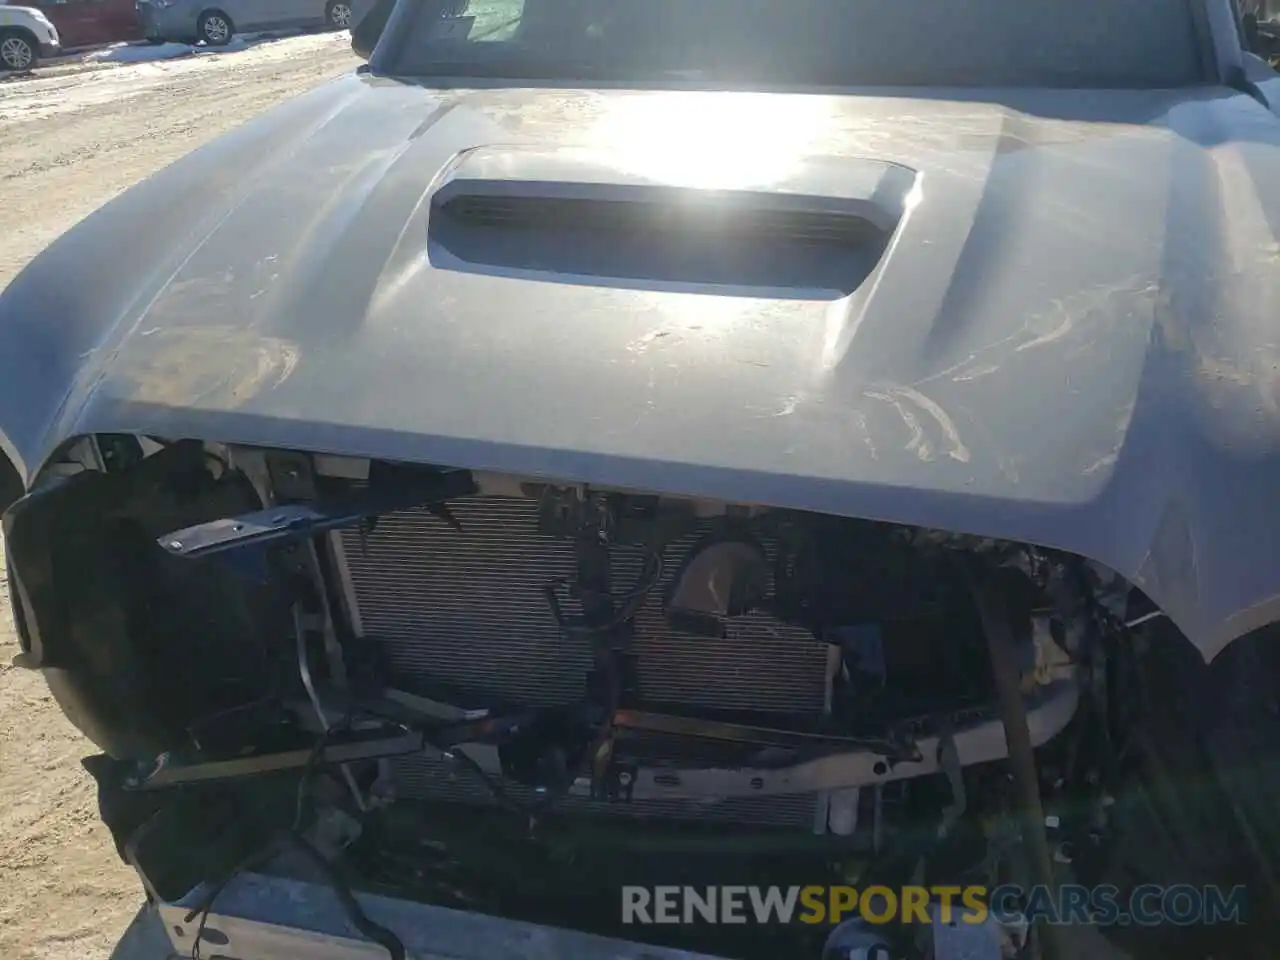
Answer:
[427, 147, 917, 299]
[439, 194, 879, 249]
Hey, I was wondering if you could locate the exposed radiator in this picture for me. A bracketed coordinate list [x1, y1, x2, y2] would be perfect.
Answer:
[333, 496, 828, 827]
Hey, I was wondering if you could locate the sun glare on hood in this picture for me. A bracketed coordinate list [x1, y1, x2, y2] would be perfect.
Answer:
[589, 92, 834, 190]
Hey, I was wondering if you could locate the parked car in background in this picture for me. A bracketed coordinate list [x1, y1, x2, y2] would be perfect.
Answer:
[136, 0, 351, 45]
[0, 4, 59, 69]
[16, 0, 140, 48]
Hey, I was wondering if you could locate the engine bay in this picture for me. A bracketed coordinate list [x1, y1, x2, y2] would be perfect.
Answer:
[1, 438, 1164, 960]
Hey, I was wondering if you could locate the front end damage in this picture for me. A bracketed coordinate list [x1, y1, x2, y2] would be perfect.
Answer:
[3, 437, 1274, 960]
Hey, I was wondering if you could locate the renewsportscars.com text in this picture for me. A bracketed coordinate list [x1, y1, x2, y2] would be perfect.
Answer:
[621, 884, 1247, 927]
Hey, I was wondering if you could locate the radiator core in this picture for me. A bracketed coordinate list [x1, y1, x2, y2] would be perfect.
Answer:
[334, 496, 828, 826]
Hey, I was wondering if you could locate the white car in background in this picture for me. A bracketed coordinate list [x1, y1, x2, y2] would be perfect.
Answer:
[0, 4, 59, 70]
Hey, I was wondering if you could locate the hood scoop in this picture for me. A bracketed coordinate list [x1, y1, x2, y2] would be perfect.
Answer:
[439, 194, 877, 246]
[427, 147, 917, 299]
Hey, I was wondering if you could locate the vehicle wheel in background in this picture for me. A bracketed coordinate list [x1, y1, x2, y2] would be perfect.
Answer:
[0, 29, 37, 71]
[197, 9, 234, 45]
[326, 0, 353, 29]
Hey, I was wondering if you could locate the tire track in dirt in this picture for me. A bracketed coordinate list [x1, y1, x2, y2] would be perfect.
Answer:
[0, 32, 359, 285]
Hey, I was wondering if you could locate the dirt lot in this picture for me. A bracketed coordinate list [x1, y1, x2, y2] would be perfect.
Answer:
[0, 34, 359, 960]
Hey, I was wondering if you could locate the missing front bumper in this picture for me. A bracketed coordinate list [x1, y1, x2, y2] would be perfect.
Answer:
[155, 870, 733, 960]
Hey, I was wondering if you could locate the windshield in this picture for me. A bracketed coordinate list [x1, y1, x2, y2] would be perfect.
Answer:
[392, 0, 1207, 89]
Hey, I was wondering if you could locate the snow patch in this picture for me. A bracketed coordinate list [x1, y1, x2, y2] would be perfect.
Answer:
[78, 30, 311, 66]
[0, 32, 349, 125]
[82, 42, 196, 65]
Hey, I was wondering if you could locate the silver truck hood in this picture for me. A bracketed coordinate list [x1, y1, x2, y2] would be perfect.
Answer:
[4, 75, 1280, 659]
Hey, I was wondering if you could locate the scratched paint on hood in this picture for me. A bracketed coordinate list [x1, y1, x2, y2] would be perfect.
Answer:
[6, 77, 1280, 659]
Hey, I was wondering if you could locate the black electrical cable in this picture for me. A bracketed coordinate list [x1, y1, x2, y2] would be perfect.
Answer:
[516, 546, 666, 819]
[187, 841, 282, 960]
[435, 740, 542, 822]
[543, 548, 664, 637]
[187, 717, 354, 960]
[284, 832, 407, 960]
[293, 726, 335, 831]
[318, 697, 539, 825]
[186, 828, 408, 960]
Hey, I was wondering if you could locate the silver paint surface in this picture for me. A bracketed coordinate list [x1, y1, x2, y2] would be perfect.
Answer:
[5, 76, 1280, 659]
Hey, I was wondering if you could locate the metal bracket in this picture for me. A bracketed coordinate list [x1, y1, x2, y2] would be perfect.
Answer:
[266, 451, 318, 502]
[158, 469, 477, 559]
[536, 485, 614, 541]
[611, 709, 917, 758]
[124, 730, 425, 791]
[294, 606, 365, 811]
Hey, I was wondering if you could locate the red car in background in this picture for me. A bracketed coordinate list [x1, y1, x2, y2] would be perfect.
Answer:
[15, 0, 140, 48]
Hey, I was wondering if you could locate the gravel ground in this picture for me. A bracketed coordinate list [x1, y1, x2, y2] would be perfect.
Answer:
[0, 33, 358, 960]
